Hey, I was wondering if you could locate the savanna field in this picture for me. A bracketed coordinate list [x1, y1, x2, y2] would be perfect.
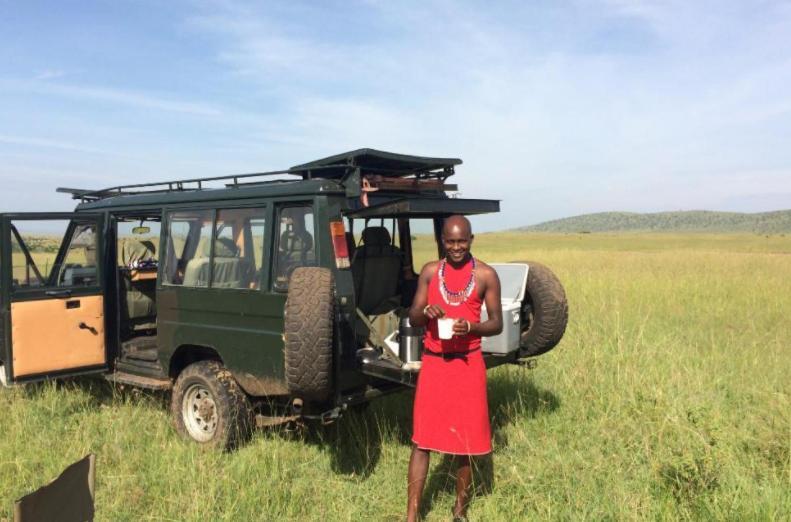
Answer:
[1, 233, 789, 520]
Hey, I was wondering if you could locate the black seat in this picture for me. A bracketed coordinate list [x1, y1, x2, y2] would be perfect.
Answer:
[351, 226, 402, 315]
[279, 228, 314, 267]
[274, 228, 314, 288]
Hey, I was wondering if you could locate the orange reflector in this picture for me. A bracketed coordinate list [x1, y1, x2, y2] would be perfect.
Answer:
[330, 221, 350, 269]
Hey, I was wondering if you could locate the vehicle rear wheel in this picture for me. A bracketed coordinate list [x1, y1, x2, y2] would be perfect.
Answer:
[284, 267, 334, 401]
[171, 360, 252, 449]
[513, 260, 569, 357]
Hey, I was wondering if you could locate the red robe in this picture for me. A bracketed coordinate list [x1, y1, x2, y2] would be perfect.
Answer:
[412, 257, 492, 455]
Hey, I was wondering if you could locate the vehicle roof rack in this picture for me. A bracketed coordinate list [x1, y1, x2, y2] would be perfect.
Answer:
[56, 148, 462, 202]
[56, 166, 334, 202]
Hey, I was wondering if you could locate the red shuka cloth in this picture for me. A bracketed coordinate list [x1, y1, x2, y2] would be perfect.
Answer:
[412, 257, 492, 455]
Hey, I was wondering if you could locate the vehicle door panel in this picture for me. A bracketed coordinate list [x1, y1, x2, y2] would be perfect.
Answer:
[1, 213, 107, 382]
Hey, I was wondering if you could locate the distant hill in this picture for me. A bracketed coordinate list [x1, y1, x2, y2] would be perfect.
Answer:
[519, 210, 791, 233]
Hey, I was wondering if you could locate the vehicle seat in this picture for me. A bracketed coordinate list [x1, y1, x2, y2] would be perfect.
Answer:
[276, 229, 314, 285]
[121, 239, 157, 268]
[351, 226, 402, 315]
[183, 237, 254, 288]
[279, 229, 314, 266]
[345, 231, 357, 260]
[119, 239, 157, 332]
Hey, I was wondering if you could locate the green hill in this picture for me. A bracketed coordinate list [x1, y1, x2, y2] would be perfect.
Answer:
[519, 210, 791, 233]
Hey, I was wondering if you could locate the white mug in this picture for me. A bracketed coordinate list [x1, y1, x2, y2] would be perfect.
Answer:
[437, 317, 456, 340]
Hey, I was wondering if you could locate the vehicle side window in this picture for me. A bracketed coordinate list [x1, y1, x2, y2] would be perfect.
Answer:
[250, 216, 267, 283]
[56, 223, 98, 287]
[163, 210, 212, 286]
[212, 208, 266, 290]
[163, 208, 266, 290]
[10, 220, 66, 288]
[9, 219, 98, 289]
[274, 205, 315, 291]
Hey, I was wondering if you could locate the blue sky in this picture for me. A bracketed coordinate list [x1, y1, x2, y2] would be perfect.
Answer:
[1, 0, 789, 231]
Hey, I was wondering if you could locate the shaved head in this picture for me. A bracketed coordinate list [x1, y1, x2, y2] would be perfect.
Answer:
[442, 215, 472, 238]
[441, 215, 474, 265]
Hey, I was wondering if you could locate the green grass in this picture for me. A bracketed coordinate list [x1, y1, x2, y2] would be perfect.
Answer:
[2, 233, 789, 520]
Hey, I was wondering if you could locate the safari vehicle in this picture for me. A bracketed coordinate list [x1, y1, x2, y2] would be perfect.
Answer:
[0, 149, 568, 448]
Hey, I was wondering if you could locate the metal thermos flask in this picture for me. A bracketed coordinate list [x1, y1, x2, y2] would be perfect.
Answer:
[398, 317, 424, 364]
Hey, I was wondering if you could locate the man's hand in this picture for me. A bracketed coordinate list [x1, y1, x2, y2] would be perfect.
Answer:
[423, 304, 446, 319]
[452, 318, 471, 336]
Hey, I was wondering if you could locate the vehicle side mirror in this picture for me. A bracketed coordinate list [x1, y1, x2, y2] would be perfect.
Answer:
[132, 226, 151, 235]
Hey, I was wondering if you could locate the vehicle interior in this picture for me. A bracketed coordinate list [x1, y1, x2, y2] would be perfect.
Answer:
[116, 215, 161, 364]
[347, 216, 435, 358]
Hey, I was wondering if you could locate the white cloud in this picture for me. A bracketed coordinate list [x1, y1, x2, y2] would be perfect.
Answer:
[33, 69, 66, 81]
[176, 0, 791, 228]
[2, 79, 223, 116]
[0, 134, 108, 154]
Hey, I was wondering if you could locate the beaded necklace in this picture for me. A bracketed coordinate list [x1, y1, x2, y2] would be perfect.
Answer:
[438, 256, 476, 306]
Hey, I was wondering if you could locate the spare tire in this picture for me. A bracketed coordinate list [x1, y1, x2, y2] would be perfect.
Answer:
[512, 260, 568, 357]
[284, 267, 335, 401]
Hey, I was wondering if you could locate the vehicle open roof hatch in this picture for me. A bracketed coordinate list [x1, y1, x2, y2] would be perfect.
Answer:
[292, 148, 462, 179]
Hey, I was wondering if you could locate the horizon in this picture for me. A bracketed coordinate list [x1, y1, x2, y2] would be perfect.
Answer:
[2, 1, 790, 232]
[11, 207, 791, 236]
[523, 207, 791, 226]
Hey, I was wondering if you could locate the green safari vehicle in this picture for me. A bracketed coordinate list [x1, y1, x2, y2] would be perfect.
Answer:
[0, 149, 568, 448]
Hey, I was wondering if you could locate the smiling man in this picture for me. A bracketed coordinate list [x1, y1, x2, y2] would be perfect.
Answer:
[406, 215, 503, 521]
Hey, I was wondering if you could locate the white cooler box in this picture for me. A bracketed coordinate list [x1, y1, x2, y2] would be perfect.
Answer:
[481, 263, 529, 354]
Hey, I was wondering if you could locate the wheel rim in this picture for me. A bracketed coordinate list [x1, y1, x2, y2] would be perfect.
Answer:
[522, 300, 534, 332]
[182, 383, 218, 442]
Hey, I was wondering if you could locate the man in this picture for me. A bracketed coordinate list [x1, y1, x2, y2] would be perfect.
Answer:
[406, 215, 502, 521]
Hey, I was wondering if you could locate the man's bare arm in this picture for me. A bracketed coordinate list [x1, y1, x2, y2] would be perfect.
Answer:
[408, 262, 443, 327]
[469, 264, 502, 337]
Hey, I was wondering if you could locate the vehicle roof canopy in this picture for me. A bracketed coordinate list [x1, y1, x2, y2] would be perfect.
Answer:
[292, 148, 462, 178]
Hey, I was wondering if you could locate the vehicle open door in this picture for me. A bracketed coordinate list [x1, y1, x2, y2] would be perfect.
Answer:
[0, 213, 108, 384]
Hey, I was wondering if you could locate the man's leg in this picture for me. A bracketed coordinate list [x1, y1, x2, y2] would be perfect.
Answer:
[407, 446, 430, 522]
[452, 455, 473, 519]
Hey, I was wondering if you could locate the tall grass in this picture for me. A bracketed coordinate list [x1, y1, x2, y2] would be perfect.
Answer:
[1, 233, 789, 520]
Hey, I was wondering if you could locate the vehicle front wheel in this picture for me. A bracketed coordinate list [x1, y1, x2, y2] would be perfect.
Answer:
[171, 360, 252, 449]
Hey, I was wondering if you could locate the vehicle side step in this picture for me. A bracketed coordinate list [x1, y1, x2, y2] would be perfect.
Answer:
[106, 371, 172, 390]
[359, 357, 418, 387]
[255, 414, 300, 428]
[121, 335, 159, 362]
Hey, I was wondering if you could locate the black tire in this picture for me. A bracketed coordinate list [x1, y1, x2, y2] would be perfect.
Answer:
[513, 261, 568, 357]
[171, 360, 252, 449]
[284, 267, 334, 401]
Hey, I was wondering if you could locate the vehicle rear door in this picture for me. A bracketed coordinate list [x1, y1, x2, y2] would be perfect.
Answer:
[0, 213, 108, 383]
